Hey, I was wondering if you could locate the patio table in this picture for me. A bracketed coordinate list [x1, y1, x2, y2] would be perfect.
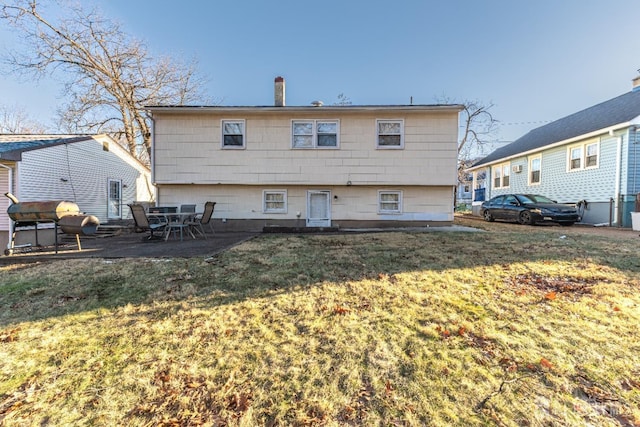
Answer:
[151, 212, 199, 241]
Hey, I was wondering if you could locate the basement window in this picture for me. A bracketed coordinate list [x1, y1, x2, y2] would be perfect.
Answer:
[378, 190, 402, 214]
[263, 190, 287, 213]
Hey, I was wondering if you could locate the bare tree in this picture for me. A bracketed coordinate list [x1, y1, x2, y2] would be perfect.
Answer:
[436, 96, 499, 208]
[0, 104, 47, 133]
[0, 0, 208, 160]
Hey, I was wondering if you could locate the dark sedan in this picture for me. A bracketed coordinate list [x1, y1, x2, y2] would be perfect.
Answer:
[481, 194, 580, 226]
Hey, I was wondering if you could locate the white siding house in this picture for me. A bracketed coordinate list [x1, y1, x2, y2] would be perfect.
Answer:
[468, 77, 640, 227]
[0, 134, 152, 250]
[148, 78, 462, 231]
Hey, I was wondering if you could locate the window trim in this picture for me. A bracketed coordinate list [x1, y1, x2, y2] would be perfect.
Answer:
[528, 155, 541, 186]
[492, 162, 510, 189]
[291, 119, 340, 149]
[377, 190, 403, 214]
[263, 190, 287, 214]
[567, 140, 599, 171]
[376, 119, 405, 149]
[221, 119, 246, 149]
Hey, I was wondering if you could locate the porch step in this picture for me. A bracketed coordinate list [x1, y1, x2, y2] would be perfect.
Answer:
[262, 226, 340, 233]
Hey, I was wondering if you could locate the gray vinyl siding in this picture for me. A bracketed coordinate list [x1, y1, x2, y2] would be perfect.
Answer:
[17, 138, 151, 223]
[487, 134, 619, 204]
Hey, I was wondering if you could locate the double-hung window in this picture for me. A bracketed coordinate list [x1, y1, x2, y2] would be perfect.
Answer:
[376, 119, 404, 148]
[263, 190, 287, 213]
[378, 190, 402, 214]
[222, 120, 245, 149]
[292, 120, 339, 148]
[492, 162, 510, 189]
[529, 155, 541, 185]
[568, 141, 599, 171]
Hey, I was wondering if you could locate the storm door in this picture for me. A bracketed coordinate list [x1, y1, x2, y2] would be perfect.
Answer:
[108, 179, 122, 219]
[306, 190, 331, 227]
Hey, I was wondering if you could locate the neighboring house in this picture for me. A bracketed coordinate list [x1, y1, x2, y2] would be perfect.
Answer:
[148, 77, 463, 231]
[0, 134, 153, 249]
[468, 77, 640, 227]
[456, 159, 486, 210]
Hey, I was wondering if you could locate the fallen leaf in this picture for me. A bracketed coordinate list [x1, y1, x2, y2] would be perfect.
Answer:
[540, 358, 553, 369]
[544, 291, 557, 301]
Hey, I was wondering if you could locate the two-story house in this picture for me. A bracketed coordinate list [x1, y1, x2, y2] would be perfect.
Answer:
[148, 77, 463, 231]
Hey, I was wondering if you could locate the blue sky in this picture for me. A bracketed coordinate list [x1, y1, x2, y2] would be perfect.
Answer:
[1, 0, 639, 148]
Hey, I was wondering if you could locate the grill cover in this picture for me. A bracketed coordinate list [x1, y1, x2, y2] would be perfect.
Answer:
[7, 201, 80, 221]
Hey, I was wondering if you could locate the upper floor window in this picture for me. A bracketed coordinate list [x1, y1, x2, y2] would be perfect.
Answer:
[568, 141, 599, 171]
[377, 120, 404, 149]
[492, 162, 510, 189]
[378, 190, 402, 213]
[292, 120, 339, 148]
[222, 120, 245, 149]
[529, 155, 541, 185]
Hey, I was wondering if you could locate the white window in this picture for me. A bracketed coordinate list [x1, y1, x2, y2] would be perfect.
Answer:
[585, 142, 598, 167]
[378, 190, 402, 214]
[263, 190, 287, 213]
[492, 162, 510, 189]
[529, 155, 541, 185]
[292, 120, 339, 148]
[568, 141, 599, 171]
[222, 120, 245, 149]
[376, 120, 404, 148]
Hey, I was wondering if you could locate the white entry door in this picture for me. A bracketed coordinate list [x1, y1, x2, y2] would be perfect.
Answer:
[307, 190, 331, 227]
[107, 179, 122, 219]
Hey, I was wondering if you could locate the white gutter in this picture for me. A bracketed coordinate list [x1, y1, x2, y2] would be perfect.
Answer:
[467, 121, 637, 172]
[0, 163, 14, 251]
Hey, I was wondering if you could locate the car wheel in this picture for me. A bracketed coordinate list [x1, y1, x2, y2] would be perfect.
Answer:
[518, 210, 533, 225]
[483, 210, 494, 222]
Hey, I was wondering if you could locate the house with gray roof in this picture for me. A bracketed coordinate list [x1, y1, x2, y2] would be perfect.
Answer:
[0, 134, 152, 250]
[468, 77, 640, 227]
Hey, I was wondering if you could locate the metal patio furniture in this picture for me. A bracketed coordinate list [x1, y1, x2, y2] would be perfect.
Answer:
[186, 201, 216, 238]
[129, 204, 167, 239]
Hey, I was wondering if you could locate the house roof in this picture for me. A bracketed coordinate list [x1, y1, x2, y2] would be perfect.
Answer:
[471, 89, 640, 169]
[0, 134, 94, 161]
[146, 104, 464, 114]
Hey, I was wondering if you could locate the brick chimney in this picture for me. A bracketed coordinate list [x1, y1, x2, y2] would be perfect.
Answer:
[275, 76, 285, 106]
[633, 75, 640, 92]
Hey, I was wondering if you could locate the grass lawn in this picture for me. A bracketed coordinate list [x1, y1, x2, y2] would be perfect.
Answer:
[1, 221, 639, 426]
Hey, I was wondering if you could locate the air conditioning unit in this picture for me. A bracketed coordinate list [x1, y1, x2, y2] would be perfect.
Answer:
[512, 165, 523, 173]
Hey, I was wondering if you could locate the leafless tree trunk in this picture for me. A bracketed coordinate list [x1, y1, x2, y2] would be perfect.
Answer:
[437, 96, 499, 209]
[1, 0, 208, 162]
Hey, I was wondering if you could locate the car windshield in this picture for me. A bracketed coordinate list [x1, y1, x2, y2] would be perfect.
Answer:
[517, 194, 555, 204]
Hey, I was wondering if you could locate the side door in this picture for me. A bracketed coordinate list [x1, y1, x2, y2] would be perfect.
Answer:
[306, 190, 331, 227]
[107, 179, 122, 220]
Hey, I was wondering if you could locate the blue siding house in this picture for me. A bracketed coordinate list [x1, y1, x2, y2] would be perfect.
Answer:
[468, 77, 640, 227]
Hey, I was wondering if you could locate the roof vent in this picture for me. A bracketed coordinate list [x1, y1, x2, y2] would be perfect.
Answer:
[311, 100, 324, 107]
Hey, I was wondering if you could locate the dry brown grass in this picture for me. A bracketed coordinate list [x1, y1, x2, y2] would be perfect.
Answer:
[1, 224, 639, 426]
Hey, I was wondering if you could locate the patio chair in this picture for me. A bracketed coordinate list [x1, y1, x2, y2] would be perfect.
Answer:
[128, 204, 167, 239]
[186, 201, 216, 239]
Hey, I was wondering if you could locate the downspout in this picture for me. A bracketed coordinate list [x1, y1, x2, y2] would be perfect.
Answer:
[148, 112, 158, 205]
[613, 133, 623, 226]
[0, 163, 14, 251]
